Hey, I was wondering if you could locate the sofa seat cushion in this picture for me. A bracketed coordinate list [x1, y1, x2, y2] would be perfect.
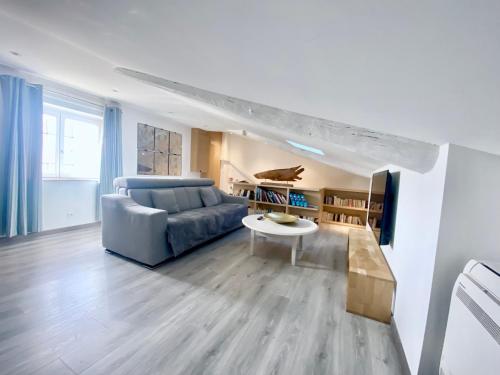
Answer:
[166, 203, 247, 256]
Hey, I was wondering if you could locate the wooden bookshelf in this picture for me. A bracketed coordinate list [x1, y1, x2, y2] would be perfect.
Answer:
[323, 204, 367, 212]
[230, 182, 379, 228]
[320, 187, 370, 228]
[231, 182, 257, 209]
[367, 190, 385, 233]
[230, 182, 321, 222]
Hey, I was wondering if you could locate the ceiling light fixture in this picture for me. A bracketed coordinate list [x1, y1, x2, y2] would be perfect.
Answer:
[286, 140, 324, 155]
[112, 88, 119, 93]
[9, 51, 20, 56]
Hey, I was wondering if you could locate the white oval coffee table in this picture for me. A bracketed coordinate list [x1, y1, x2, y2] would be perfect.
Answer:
[242, 214, 319, 266]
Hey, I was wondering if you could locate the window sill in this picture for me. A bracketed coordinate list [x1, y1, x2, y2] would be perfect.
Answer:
[43, 177, 99, 182]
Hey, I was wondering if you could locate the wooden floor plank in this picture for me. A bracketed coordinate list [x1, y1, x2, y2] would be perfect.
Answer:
[0, 224, 403, 375]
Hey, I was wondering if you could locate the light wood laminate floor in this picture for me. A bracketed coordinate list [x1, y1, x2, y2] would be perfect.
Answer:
[0, 224, 403, 375]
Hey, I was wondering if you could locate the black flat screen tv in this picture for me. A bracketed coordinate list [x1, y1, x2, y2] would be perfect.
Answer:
[368, 170, 394, 245]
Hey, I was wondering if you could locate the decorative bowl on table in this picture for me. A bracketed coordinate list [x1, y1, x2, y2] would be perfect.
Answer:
[263, 212, 298, 224]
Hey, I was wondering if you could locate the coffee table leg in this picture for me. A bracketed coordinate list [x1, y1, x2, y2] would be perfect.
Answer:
[291, 236, 300, 266]
[298, 235, 303, 251]
[250, 229, 255, 255]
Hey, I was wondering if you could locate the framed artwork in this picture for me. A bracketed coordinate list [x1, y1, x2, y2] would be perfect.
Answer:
[137, 123, 182, 176]
[169, 132, 182, 155]
[168, 154, 182, 176]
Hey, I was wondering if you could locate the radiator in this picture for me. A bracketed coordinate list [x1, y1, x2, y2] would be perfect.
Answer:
[440, 260, 500, 375]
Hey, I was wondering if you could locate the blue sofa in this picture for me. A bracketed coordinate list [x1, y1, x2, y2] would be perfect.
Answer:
[101, 177, 248, 267]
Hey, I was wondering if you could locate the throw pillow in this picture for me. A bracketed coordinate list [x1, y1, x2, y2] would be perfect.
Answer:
[151, 189, 180, 213]
[200, 187, 220, 207]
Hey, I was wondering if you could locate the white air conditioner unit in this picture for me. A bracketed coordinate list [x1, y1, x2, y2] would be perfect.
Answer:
[440, 259, 500, 375]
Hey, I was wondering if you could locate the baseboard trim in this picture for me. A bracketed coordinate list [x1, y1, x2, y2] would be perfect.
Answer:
[391, 317, 412, 375]
[0, 222, 100, 245]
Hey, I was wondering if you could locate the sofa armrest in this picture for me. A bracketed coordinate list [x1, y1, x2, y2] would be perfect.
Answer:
[221, 192, 249, 206]
[101, 194, 169, 266]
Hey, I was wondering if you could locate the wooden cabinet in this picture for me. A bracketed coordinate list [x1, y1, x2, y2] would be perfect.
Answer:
[190, 128, 222, 186]
[207, 132, 222, 187]
[190, 128, 210, 174]
[346, 228, 395, 323]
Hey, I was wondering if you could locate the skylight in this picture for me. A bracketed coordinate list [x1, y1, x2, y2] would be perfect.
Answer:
[286, 140, 324, 155]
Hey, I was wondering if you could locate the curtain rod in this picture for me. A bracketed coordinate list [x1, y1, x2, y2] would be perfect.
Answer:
[2, 69, 118, 108]
[44, 88, 106, 109]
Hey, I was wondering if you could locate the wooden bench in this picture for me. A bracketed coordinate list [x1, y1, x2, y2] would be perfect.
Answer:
[346, 228, 395, 323]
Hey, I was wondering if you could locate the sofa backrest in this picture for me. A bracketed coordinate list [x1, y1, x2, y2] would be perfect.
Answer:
[114, 177, 215, 211]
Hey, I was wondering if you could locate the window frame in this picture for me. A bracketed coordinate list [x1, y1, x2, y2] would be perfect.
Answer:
[42, 103, 103, 181]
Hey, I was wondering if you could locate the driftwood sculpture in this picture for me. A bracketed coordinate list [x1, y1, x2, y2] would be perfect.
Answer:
[254, 166, 304, 181]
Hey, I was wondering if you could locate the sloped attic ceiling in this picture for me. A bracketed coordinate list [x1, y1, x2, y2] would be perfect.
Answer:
[116, 67, 439, 176]
[0, 1, 499, 176]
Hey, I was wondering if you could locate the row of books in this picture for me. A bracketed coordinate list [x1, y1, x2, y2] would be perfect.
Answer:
[235, 189, 255, 200]
[324, 195, 367, 209]
[368, 217, 380, 229]
[369, 201, 384, 211]
[322, 212, 363, 226]
[255, 187, 287, 205]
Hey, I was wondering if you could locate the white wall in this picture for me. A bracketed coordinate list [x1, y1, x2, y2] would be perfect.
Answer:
[42, 180, 98, 230]
[121, 104, 196, 177]
[418, 144, 500, 374]
[374, 144, 449, 375]
[221, 134, 369, 192]
[374, 144, 500, 374]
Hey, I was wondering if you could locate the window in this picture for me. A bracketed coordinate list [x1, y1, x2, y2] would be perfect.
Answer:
[286, 140, 325, 155]
[42, 104, 102, 179]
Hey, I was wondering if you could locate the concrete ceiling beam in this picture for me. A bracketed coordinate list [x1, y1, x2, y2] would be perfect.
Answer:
[117, 67, 439, 174]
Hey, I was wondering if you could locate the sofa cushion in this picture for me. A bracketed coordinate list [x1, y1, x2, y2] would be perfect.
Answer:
[166, 203, 247, 256]
[208, 203, 247, 230]
[185, 187, 203, 209]
[151, 189, 180, 213]
[128, 189, 153, 208]
[213, 187, 222, 204]
[172, 188, 190, 211]
[200, 187, 219, 207]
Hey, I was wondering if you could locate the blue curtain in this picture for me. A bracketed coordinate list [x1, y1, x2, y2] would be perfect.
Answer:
[97, 105, 123, 218]
[0, 75, 43, 237]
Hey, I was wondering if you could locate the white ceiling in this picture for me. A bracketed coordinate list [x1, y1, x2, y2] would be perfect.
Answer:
[0, 1, 499, 174]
